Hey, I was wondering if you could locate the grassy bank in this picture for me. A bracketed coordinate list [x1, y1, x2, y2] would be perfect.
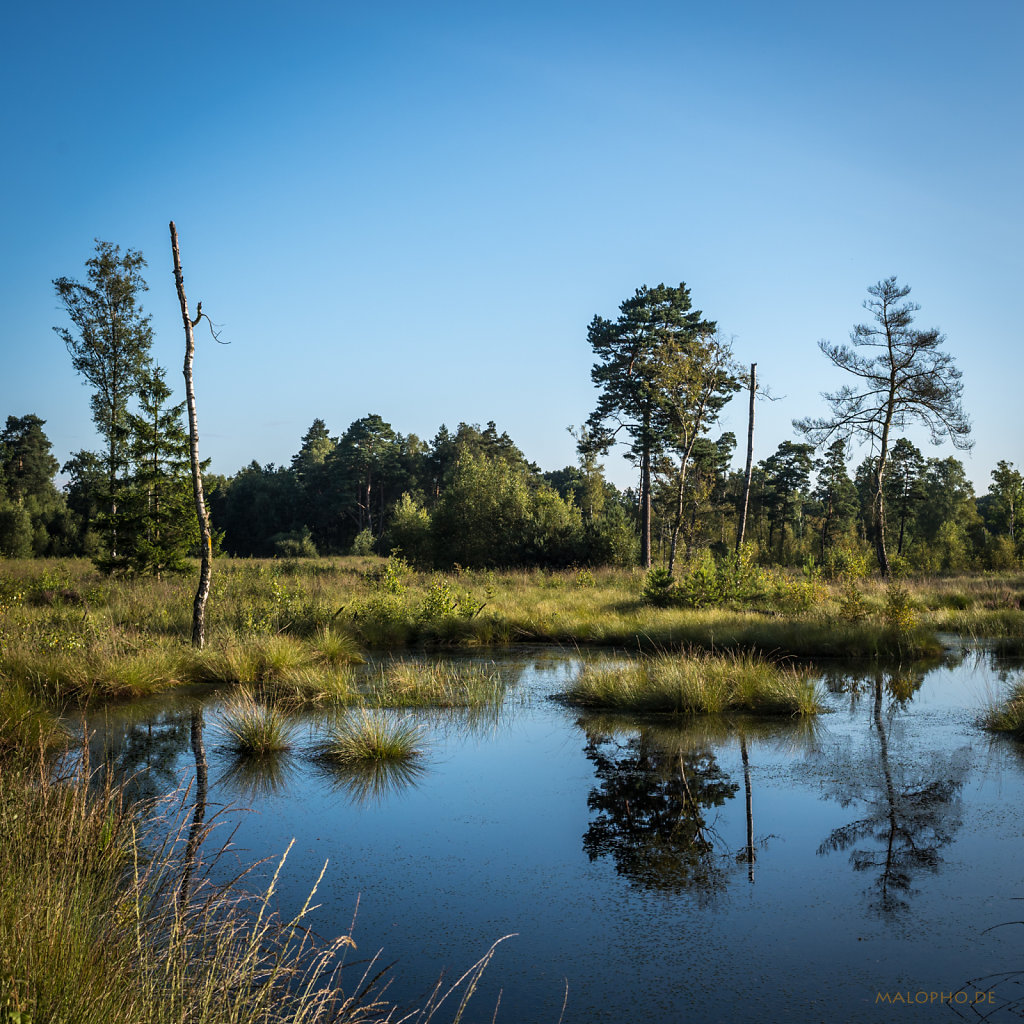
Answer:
[0, 717, 501, 1023]
[564, 651, 823, 716]
[2, 558, 1023, 707]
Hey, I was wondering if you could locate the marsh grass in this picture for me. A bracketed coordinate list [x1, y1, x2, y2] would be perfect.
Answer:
[370, 660, 506, 708]
[0, 739, 500, 1024]
[984, 680, 1024, 737]
[217, 688, 296, 755]
[0, 681, 63, 753]
[313, 709, 431, 803]
[317, 710, 427, 766]
[566, 651, 822, 716]
[3, 560, 1023, 709]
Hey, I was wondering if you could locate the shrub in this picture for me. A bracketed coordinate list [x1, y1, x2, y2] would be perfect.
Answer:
[641, 566, 676, 607]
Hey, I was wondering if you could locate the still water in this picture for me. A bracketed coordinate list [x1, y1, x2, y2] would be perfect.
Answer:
[84, 647, 1024, 1023]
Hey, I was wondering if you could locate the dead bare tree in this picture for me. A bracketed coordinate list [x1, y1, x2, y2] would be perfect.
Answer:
[169, 222, 213, 648]
[736, 363, 756, 552]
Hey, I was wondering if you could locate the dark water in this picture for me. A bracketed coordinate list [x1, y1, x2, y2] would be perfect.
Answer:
[82, 648, 1024, 1024]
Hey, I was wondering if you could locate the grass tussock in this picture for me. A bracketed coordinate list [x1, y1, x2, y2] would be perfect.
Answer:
[317, 710, 426, 766]
[370, 660, 506, 707]
[217, 688, 296, 755]
[984, 680, 1024, 737]
[566, 651, 823, 717]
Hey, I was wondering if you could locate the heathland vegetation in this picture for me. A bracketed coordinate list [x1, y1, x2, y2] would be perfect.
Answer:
[3, 243, 1024, 1019]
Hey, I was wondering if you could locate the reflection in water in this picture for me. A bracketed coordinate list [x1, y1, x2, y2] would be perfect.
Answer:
[819, 664, 931, 712]
[316, 757, 430, 807]
[739, 732, 754, 883]
[581, 722, 738, 895]
[818, 674, 968, 914]
[179, 706, 208, 909]
[86, 704, 194, 803]
[216, 748, 299, 800]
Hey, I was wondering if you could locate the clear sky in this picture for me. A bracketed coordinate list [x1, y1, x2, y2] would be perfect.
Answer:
[2, 0, 1021, 493]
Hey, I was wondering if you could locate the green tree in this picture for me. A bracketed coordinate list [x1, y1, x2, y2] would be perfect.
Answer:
[810, 439, 858, 560]
[914, 457, 980, 572]
[291, 418, 338, 552]
[583, 284, 716, 568]
[54, 240, 154, 558]
[656, 333, 741, 572]
[761, 441, 814, 561]
[0, 414, 70, 554]
[987, 460, 1023, 548]
[796, 277, 972, 575]
[101, 366, 199, 575]
[883, 439, 926, 557]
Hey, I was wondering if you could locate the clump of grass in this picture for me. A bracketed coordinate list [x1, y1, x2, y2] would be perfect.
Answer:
[317, 710, 426, 765]
[985, 680, 1024, 737]
[312, 625, 364, 666]
[371, 660, 506, 707]
[263, 667, 358, 706]
[565, 651, 822, 716]
[0, 681, 64, 754]
[1, 644, 179, 702]
[217, 688, 295, 755]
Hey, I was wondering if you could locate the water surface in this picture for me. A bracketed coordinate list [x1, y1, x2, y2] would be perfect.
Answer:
[84, 648, 1024, 1023]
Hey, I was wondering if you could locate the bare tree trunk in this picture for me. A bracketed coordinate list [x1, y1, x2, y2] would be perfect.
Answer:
[170, 222, 213, 649]
[736, 363, 756, 553]
[740, 733, 754, 883]
[640, 406, 652, 568]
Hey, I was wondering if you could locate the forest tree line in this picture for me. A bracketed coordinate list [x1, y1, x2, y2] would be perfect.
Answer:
[1, 241, 1019, 575]
[1, 407, 1021, 574]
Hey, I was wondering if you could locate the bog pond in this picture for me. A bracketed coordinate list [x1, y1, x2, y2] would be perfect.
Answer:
[81, 646, 1024, 1023]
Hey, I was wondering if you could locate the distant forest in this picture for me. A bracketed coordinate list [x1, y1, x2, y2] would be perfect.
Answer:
[1, 408, 1020, 575]
[3, 243, 1019, 576]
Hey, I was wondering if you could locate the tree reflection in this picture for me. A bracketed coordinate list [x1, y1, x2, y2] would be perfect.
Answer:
[581, 723, 738, 895]
[86, 703, 194, 803]
[818, 674, 968, 914]
[179, 706, 208, 910]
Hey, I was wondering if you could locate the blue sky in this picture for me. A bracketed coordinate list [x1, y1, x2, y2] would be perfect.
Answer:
[2, 0, 1020, 492]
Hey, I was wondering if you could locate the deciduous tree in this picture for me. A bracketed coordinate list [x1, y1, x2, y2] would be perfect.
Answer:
[54, 240, 153, 558]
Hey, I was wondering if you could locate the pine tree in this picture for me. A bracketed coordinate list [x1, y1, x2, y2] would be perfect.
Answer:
[99, 366, 199, 575]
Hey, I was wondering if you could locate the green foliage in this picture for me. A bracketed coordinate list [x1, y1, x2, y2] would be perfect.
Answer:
[575, 567, 596, 589]
[272, 528, 318, 558]
[54, 241, 154, 562]
[388, 492, 433, 565]
[349, 528, 375, 556]
[641, 566, 677, 607]
[884, 581, 917, 634]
